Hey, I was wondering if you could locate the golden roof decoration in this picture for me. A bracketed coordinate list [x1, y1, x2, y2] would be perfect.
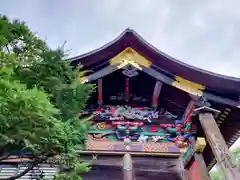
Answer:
[172, 76, 205, 96]
[109, 47, 152, 68]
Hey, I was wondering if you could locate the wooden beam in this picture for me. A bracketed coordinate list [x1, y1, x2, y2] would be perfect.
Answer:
[142, 67, 174, 85]
[84, 155, 179, 172]
[122, 153, 134, 180]
[142, 67, 239, 107]
[182, 137, 210, 180]
[77, 150, 181, 157]
[181, 100, 195, 123]
[199, 113, 240, 180]
[152, 81, 163, 108]
[178, 156, 188, 180]
[192, 137, 210, 180]
[83, 64, 240, 107]
[84, 64, 119, 82]
[204, 92, 239, 107]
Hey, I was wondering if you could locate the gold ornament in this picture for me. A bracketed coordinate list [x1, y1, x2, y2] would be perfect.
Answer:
[97, 122, 106, 130]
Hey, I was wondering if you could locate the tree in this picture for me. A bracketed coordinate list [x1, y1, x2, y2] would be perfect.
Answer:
[0, 14, 47, 66]
[0, 70, 65, 178]
[231, 147, 240, 167]
[209, 147, 240, 180]
[210, 167, 225, 180]
[0, 15, 94, 179]
[16, 49, 93, 122]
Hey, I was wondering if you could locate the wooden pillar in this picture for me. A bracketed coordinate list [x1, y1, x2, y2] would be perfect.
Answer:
[178, 156, 188, 180]
[192, 136, 210, 180]
[97, 78, 103, 107]
[194, 153, 210, 180]
[122, 153, 134, 180]
[152, 81, 162, 108]
[199, 113, 239, 180]
[182, 137, 209, 180]
[192, 137, 210, 180]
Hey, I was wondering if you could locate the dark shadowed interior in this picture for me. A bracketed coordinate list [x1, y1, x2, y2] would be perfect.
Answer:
[82, 157, 182, 180]
[86, 70, 189, 117]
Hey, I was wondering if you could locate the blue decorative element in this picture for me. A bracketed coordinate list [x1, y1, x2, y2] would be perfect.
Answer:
[176, 120, 183, 124]
[168, 137, 175, 141]
[183, 133, 191, 139]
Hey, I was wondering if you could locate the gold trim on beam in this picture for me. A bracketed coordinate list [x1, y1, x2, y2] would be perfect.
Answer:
[172, 76, 205, 96]
[117, 59, 142, 70]
[109, 47, 152, 68]
[175, 76, 205, 90]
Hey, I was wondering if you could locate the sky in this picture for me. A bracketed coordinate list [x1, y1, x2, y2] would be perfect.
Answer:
[1, 0, 240, 78]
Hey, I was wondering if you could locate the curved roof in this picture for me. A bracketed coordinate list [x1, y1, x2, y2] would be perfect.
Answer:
[69, 28, 240, 95]
[69, 29, 240, 170]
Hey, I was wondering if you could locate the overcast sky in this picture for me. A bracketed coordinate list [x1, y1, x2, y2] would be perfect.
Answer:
[1, 0, 240, 78]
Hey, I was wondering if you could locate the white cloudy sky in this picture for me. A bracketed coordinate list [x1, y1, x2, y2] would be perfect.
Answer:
[1, 0, 240, 78]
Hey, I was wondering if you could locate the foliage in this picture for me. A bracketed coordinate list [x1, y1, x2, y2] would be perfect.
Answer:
[210, 169, 225, 180]
[0, 76, 59, 154]
[53, 163, 91, 180]
[209, 147, 240, 180]
[0, 14, 47, 66]
[0, 14, 94, 180]
[16, 49, 94, 122]
[231, 147, 240, 166]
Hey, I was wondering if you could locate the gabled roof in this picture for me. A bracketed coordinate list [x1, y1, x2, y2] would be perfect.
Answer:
[69, 28, 240, 96]
[69, 29, 240, 171]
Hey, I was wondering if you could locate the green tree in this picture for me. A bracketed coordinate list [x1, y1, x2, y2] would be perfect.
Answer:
[0, 14, 47, 66]
[209, 147, 240, 180]
[210, 166, 225, 180]
[0, 15, 94, 179]
[231, 147, 240, 167]
[16, 49, 93, 122]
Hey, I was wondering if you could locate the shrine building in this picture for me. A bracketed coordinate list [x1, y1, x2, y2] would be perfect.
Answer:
[69, 29, 240, 180]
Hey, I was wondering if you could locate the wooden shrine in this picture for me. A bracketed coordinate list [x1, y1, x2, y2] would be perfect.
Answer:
[70, 29, 240, 180]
